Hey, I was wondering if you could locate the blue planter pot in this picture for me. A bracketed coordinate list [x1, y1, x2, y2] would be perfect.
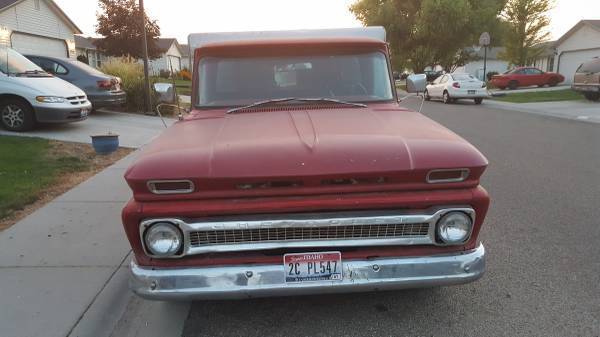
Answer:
[91, 134, 119, 155]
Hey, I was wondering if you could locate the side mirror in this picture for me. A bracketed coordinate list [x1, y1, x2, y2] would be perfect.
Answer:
[153, 82, 176, 103]
[406, 74, 427, 93]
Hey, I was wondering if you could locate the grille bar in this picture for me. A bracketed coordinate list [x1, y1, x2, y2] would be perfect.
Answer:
[189, 223, 429, 247]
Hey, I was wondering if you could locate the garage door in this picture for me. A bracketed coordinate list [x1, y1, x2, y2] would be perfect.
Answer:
[559, 50, 600, 84]
[11, 33, 67, 58]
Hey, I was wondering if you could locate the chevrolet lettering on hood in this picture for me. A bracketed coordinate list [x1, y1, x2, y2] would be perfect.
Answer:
[122, 27, 490, 301]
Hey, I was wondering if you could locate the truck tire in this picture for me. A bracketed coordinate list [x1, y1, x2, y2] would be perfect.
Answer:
[508, 80, 519, 90]
[0, 98, 36, 131]
[584, 92, 600, 101]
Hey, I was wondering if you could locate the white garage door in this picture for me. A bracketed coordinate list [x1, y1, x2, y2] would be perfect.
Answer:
[559, 50, 600, 84]
[11, 33, 68, 58]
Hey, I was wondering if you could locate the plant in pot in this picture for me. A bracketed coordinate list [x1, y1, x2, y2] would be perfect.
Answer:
[91, 132, 119, 155]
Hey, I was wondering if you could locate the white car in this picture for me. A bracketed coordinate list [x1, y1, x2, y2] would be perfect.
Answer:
[425, 73, 488, 104]
[0, 47, 91, 131]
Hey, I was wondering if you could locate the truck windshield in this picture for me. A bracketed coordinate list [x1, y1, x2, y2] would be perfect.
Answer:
[0, 47, 46, 76]
[197, 52, 394, 107]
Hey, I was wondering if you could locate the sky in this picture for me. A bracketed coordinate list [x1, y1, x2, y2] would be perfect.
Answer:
[54, 0, 600, 43]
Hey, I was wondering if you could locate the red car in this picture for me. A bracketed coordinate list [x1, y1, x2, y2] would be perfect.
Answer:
[122, 28, 490, 301]
[491, 67, 564, 90]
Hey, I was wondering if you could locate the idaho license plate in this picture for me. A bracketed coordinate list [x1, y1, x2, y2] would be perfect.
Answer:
[284, 251, 343, 283]
[80, 109, 90, 117]
[468, 90, 476, 94]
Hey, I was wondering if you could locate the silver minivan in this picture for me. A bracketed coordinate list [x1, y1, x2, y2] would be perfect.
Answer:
[0, 47, 92, 131]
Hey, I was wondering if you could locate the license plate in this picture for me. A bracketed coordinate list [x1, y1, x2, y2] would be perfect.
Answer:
[80, 109, 89, 117]
[468, 90, 476, 94]
[284, 251, 342, 283]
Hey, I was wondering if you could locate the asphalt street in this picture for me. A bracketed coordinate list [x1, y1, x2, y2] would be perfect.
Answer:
[182, 99, 600, 337]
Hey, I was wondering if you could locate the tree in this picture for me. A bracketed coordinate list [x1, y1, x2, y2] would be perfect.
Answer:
[96, 0, 162, 59]
[499, 0, 553, 66]
[349, 0, 505, 73]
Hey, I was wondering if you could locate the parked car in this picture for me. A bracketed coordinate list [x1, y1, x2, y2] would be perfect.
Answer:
[0, 47, 91, 131]
[25, 55, 126, 110]
[572, 57, 600, 101]
[424, 70, 443, 82]
[122, 28, 490, 301]
[425, 73, 488, 104]
[490, 67, 564, 90]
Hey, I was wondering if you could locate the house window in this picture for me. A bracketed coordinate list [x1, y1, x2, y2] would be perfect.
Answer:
[548, 56, 555, 72]
[34, 0, 40, 10]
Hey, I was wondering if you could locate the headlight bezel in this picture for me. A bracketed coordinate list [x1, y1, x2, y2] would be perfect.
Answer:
[142, 221, 184, 258]
[36, 96, 66, 103]
[436, 211, 474, 245]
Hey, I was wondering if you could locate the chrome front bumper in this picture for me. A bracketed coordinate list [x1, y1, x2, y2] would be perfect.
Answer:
[130, 244, 485, 301]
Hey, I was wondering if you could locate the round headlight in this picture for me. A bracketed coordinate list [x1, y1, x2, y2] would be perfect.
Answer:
[144, 222, 182, 257]
[436, 212, 472, 244]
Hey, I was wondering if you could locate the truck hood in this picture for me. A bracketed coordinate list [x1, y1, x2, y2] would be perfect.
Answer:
[125, 103, 488, 200]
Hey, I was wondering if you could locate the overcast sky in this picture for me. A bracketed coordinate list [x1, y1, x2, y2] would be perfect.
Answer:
[55, 0, 600, 43]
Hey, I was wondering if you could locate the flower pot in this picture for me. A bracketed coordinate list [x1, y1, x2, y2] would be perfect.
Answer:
[91, 134, 119, 155]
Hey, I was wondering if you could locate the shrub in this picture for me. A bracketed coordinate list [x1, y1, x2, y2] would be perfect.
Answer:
[159, 69, 171, 79]
[101, 58, 159, 113]
[76, 55, 89, 64]
[179, 69, 191, 81]
[486, 71, 499, 81]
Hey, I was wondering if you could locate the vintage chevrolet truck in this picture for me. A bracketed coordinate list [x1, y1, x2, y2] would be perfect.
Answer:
[122, 27, 489, 300]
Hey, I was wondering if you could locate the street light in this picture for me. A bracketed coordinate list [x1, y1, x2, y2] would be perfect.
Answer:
[479, 32, 491, 82]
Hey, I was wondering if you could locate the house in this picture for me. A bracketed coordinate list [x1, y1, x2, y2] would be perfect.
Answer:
[529, 41, 557, 72]
[147, 38, 183, 75]
[550, 20, 600, 84]
[454, 47, 510, 81]
[75, 35, 108, 68]
[180, 43, 191, 71]
[0, 0, 81, 58]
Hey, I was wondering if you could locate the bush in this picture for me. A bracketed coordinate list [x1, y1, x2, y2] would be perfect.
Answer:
[101, 58, 159, 113]
[486, 71, 499, 81]
[158, 69, 171, 79]
[179, 68, 191, 81]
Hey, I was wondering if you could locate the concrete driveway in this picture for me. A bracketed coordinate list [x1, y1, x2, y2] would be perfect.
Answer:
[0, 110, 175, 148]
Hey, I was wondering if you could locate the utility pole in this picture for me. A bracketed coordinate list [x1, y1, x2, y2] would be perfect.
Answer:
[139, 0, 152, 114]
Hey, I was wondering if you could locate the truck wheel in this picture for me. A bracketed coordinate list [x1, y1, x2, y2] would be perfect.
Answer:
[0, 98, 36, 131]
[508, 80, 519, 90]
[424, 90, 431, 101]
[443, 91, 452, 104]
[548, 78, 559, 87]
[584, 92, 600, 101]
[474, 97, 483, 105]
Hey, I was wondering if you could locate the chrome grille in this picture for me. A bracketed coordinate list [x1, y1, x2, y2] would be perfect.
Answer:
[67, 95, 87, 105]
[189, 223, 429, 247]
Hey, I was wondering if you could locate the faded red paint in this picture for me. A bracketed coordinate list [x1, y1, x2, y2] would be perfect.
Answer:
[122, 38, 490, 268]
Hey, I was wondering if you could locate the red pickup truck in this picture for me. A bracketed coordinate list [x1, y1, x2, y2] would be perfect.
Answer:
[122, 28, 489, 300]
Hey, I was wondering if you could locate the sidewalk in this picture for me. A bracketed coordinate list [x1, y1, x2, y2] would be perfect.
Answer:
[0, 152, 189, 337]
[485, 99, 600, 124]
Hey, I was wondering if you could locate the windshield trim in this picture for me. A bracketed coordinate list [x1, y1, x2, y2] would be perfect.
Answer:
[193, 50, 396, 109]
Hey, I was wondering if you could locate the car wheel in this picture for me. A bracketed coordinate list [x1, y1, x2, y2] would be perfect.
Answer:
[584, 92, 600, 101]
[508, 80, 519, 90]
[0, 98, 35, 131]
[548, 78, 559, 87]
[474, 97, 483, 105]
[443, 91, 452, 104]
[424, 90, 431, 101]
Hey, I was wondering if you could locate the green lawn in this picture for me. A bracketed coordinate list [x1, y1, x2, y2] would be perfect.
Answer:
[491, 89, 584, 103]
[173, 79, 192, 96]
[0, 136, 88, 219]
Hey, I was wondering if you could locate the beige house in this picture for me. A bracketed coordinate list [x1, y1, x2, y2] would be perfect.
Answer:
[0, 0, 81, 58]
[147, 38, 183, 75]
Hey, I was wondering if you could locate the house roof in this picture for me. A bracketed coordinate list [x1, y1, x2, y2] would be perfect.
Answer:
[464, 46, 504, 60]
[180, 44, 189, 57]
[556, 20, 600, 46]
[156, 38, 182, 54]
[74, 35, 97, 50]
[0, 0, 82, 34]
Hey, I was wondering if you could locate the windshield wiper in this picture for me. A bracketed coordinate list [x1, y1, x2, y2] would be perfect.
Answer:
[227, 97, 367, 114]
